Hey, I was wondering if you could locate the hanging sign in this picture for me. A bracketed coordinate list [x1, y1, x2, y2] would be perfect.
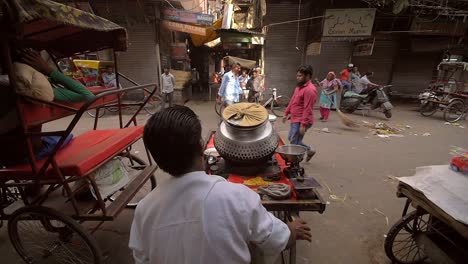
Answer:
[353, 38, 375, 56]
[306, 42, 321, 56]
[163, 8, 214, 26]
[323, 8, 376, 37]
[162, 20, 207, 36]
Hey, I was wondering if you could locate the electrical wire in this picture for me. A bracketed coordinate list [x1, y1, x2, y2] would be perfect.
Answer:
[295, 0, 302, 50]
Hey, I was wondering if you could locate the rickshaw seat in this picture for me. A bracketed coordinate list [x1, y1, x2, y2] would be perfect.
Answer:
[21, 92, 118, 126]
[0, 126, 143, 179]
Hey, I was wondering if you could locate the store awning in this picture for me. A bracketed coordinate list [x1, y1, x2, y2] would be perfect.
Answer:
[224, 56, 256, 69]
[1, 0, 127, 57]
[191, 18, 223, 47]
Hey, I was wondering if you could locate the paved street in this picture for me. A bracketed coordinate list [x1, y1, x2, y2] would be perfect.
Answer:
[0, 100, 467, 264]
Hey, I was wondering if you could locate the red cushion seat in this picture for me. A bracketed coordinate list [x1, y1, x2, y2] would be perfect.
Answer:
[0, 126, 143, 180]
[21, 90, 118, 126]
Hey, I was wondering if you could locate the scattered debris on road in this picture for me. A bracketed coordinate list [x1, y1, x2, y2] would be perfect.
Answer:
[422, 132, 431, 136]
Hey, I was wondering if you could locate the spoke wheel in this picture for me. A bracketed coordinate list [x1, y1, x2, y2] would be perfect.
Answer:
[444, 100, 465, 123]
[144, 94, 163, 115]
[271, 95, 290, 117]
[86, 108, 105, 118]
[108, 154, 157, 208]
[384, 210, 429, 264]
[8, 206, 102, 264]
[419, 102, 437, 117]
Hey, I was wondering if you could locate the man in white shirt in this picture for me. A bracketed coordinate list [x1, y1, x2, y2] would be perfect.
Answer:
[161, 68, 175, 108]
[217, 63, 243, 106]
[354, 71, 378, 94]
[129, 106, 311, 264]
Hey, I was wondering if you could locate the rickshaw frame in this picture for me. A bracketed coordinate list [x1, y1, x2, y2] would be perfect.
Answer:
[0, 1, 159, 263]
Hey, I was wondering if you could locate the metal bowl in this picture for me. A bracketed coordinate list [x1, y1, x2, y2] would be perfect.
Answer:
[276, 144, 307, 163]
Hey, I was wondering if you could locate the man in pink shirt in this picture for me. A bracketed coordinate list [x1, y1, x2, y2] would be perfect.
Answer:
[283, 65, 317, 162]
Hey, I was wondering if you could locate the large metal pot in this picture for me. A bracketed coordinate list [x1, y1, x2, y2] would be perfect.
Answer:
[214, 117, 278, 164]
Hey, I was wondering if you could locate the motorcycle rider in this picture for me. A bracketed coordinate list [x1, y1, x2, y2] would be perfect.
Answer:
[354, 72, 379, 94]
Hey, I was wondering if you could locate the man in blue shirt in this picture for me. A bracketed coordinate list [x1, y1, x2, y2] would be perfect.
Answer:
[217, 63, 243, 106]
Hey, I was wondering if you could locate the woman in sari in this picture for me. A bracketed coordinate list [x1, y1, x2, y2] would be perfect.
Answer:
[319, 72, 341, 121]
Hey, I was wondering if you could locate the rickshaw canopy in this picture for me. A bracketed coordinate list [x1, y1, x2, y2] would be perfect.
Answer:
[437, 62, 468, 71]
[1, 0, 127, 57]
[224, 56, 257, 69]
[73, 60, 114, 70]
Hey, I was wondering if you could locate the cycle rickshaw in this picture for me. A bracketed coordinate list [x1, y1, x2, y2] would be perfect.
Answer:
[419, 61, 468, 122]
[0, 0, 158, 262]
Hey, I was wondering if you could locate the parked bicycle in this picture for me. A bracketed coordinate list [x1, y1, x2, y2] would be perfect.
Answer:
[87, 73, 163, 117]
[215, 88, 290, 117]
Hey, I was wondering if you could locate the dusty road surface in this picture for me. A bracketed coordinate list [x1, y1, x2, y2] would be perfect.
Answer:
[0, 100, 466, 264]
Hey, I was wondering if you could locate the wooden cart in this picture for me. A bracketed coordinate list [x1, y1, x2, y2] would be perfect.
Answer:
[384, 182, 468, 264]
[204, 131, 326, 264]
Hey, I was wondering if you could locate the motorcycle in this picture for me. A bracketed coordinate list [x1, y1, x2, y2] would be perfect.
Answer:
[340, 85, 394, 119]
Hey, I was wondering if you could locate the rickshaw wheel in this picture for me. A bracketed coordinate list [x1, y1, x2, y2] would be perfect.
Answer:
[8, 205, 103, 264]
[108, 154, 157, 208]
[144, 93, 163, 115]
[384, 210, 429, 264]
[87, 108, 106, 118]
[419, 102, 437, 117]
[443, 100, 465, 123]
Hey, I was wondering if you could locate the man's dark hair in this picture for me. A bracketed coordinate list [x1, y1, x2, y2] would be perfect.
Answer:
[365, 71, 374, 76]
[143, 106, 202, 176]
[297, 65, 313, 77]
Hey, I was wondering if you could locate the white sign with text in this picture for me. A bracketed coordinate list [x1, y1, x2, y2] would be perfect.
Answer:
[323, 9, 376, 37]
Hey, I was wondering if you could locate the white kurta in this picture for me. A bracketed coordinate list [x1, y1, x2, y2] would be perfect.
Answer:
[129, 171, 290, 264]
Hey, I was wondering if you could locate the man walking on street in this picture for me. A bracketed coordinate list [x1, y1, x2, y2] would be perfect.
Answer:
[283, 65, 317, 162]
[217, 63, 243, 106]
[161, 67, 175, 108]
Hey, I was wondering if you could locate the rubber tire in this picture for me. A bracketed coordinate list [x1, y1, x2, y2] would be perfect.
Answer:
[109, 154, 157, 208]
[444, 100, 465, 123]
[8, 205, 103, 264]
[384, 109, 392, 119]
[86, 108, 105, 118]
[271, 95, 291, 117]
[340, 106, 355, 114]
[450, 164, 460, 172]
[384, 210, 427, 264]
[420, 102, 437, 117]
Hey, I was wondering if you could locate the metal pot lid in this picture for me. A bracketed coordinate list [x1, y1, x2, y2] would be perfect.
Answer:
[222, 103, 268, 127]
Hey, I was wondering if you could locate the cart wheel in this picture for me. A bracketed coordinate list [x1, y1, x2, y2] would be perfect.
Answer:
[109, 154, 157, 208]
[214, 101, 224, 117]
[419, 102, 437, 117]
[271, 96, 291, 117]
[8, 205, 103, 264]
[144, 93, 163, 115]
[384, 210, 429, 264]
[444, 100, 465, 123]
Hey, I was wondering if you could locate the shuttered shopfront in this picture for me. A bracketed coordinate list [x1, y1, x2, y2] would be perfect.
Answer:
[390, 51, 439, 97]
[351, 39, 397, 85]
[263, 0, 310, 97]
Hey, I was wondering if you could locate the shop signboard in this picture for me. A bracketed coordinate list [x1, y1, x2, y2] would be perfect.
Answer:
[353, 38, 375, 56]
[306, 42, 321, 56]
[323, 8, 376, 37]
[163, 7, 214, 26]
[162, 20, 207, 36]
